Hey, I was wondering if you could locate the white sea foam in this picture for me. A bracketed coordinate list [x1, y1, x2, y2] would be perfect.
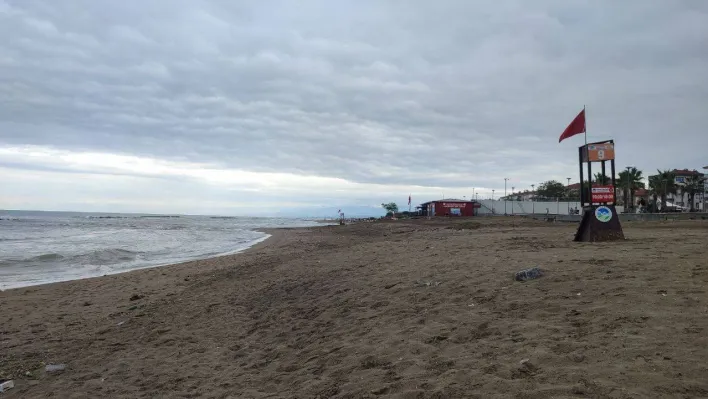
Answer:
[0, 211, 323, 290]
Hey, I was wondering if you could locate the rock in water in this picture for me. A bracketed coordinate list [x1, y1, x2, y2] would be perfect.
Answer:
[514, 267, 543, 281]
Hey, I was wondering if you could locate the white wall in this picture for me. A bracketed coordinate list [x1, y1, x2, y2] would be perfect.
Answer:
[666, 192, 705, 210]
[476, 200, 625, 215]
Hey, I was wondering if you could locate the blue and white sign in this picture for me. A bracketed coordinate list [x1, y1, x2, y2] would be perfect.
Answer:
[594, 206, 613, 223]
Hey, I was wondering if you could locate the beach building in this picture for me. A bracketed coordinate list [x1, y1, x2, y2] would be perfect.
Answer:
[418, 199, 480, 217]
[648, 169, 706, 211]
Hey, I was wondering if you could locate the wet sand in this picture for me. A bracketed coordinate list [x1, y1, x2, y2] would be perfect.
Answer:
[1, 218, 707, 398]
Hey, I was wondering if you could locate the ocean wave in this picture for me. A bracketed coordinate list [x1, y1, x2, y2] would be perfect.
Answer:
[4, 248, 140, 267]
[31, 253, 65, 262]
[71, 248, 139, 265]
[0, 252, 66, 265]
[1, 214, 322, 289]
[159, 225, 188, 230]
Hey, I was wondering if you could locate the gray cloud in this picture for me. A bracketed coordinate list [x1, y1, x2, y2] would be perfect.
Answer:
[1, 0, 707, 203]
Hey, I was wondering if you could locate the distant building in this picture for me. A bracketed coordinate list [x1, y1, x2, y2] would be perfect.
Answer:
[418, 199, 480, 217]
[633, 188, 649, 206]
[648, 169, 706, 210]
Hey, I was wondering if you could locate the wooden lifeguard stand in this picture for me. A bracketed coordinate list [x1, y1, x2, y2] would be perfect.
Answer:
[574, 140, 625, 242]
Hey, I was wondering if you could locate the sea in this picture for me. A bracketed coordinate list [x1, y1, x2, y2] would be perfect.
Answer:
[0, 210, 326, 290]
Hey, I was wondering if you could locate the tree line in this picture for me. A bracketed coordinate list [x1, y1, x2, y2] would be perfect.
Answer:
[528, 168, 706, 212]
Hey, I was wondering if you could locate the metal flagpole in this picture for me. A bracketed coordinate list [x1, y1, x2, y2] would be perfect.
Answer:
[584, 105, 587, 146]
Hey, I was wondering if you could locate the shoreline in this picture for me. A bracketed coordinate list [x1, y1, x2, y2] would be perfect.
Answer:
[2, 218, 707, 397]
[0, 228, 289, 292]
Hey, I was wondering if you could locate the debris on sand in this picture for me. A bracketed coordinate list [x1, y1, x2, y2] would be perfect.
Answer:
[414, 280, 441, 287]
[518, 358, 537, 373]
[0, 380, 15, 392]
[45, 364, 66, 373]
[514, 267, 543, 281]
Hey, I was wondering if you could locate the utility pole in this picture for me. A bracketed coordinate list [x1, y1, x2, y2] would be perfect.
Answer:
[511, 186, 515, 215]
[566, 177, 571, 214]
[492, 189, 495, 214]
[504, 178, 508, 215]
[625, 166, 633, 213]
[531, 184, 535, 215]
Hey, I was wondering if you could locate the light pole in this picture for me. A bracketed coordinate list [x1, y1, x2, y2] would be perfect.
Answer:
[492, 189, 495, 214]
[531, 184, 535, 214]
[511, 186, 515, 215]
[566, 177, 572, 214]
[504, 178, 508, 215]
[472, 187, 475, 201]
[703, 166, 708, 212]
[625, 166, 634, 213]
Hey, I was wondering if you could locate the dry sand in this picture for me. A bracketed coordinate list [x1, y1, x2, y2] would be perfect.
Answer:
[1, 217, 707, 398]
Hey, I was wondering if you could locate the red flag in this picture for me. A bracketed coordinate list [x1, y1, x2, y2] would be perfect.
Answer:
[558, 109, 585, 143]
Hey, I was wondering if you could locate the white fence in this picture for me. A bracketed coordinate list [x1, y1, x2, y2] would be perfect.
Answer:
[476, 200, 625, 215]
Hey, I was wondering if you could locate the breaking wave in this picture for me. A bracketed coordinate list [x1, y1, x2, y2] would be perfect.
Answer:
[13, 249, 139, 266]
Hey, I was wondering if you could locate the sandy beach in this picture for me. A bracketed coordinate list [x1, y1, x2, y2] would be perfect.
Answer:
[1, 218, 707, 398]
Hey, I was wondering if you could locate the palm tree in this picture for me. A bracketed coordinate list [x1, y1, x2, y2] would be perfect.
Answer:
[683, 174, 707, 212]
[616, 173, 630, 206]
[648, 175, 660, 212]
[617, 168, 645, 210]
[648, 170, 677, 211]
[593, 172, 611, 185]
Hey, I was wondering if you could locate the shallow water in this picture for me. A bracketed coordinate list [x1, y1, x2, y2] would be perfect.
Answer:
[0, 210, 323, 290]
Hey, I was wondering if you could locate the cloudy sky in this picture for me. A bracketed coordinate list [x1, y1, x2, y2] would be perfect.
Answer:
[1, 0, 707, 215]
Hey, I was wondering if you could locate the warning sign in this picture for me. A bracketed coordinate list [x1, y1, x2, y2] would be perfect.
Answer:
[585, 142, 615, 162]
[591, 185, 614, 203]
